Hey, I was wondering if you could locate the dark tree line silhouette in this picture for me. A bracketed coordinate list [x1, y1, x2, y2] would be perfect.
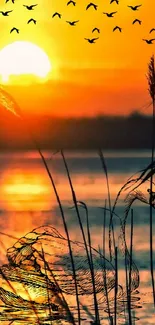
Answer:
[0, 111, 153, 150]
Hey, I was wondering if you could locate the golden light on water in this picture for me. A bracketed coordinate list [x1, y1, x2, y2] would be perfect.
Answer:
[1, 171, 53, 211]
[5, 183, 46, 195]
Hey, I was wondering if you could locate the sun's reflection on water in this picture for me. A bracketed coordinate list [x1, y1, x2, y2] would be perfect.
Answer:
[0, 151, 154, 323]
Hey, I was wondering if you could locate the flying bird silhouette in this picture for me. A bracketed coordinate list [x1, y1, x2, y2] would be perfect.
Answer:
[10, 27, 19, 33]
[23, 4, 38, 10]
[86, 3, 98, 10]
[67, 0, 76, 5]
[113, 26, 122, 32]
[52, 12, 61, 18]
[103, 11, 117, 17]
[27, 18, 36, 24]
[149, 28, 155, 34]
[5, 0, 14, 3]
[110, 0, 119, 4]
[128, 5, 142, 11]
[0, 10, 13, 16]
[66, 20, 79, 26]
[92, 27, 100, 33]
[85, 37, 99, 43]
[132, 19, 141, 25]
[142, 38, 155, 44]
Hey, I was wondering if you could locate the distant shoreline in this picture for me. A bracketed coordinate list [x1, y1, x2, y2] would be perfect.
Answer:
[0, 112, 154, 150]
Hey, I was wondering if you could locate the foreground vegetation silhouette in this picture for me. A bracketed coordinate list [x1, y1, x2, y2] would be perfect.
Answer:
[0, 56, 155, 325]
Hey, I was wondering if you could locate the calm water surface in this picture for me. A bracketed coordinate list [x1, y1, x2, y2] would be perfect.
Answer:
[0, 150, 154, 324]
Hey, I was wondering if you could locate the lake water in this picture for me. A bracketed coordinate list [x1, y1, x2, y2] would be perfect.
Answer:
[0, 150, 155, 324]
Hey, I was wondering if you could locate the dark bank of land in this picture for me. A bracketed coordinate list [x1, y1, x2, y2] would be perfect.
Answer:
[0, 111, 154, 150]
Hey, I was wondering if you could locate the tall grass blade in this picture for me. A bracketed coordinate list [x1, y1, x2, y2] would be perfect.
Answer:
[114, 247, 118, 325]
[102, 201, 111, 320]
[129, 209, 134, 324]
[147, 54, 155, 307]
[98, 150, 115, 262]
[60, 150, 100, 324]
[98, 246, 112, 325]
[77, 199, 100, 323]
[103, 200, 106, 259]
[37, 249, 75, 324]
[41, 246, 52, 323]
[124, 229, 132, 325]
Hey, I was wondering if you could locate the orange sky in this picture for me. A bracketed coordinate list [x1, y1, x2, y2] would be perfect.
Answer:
[0, 0, 155, 116]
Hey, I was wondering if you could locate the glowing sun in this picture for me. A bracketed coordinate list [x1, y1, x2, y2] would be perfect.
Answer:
[0, 41, 51, 82]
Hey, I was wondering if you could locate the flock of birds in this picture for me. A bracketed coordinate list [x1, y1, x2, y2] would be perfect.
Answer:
[1, 0, 155, 44]
[0, 2, 37, 34]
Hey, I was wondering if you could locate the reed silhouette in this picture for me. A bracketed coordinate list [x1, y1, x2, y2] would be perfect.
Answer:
[0, 56, 155, 325]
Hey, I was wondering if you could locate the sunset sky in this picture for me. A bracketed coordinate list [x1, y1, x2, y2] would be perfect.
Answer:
[0, 0, 154, 116]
